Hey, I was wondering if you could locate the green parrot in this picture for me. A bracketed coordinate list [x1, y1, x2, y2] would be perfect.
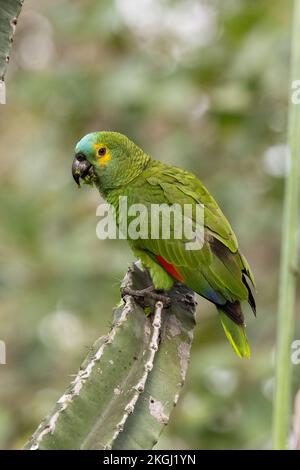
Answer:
[72, 131, 256, 358]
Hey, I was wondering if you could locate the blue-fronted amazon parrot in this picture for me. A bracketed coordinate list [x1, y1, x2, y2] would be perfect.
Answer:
[72, 131, 256, 358]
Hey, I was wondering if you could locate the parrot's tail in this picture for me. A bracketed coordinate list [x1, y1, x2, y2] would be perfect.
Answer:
[218, 308, 250, 358]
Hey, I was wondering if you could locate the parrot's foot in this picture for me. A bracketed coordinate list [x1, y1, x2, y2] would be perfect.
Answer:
[173, 285, 196, 309]
[121, 285, 171, 308]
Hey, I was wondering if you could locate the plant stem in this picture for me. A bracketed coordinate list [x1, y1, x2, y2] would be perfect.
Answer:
[273, 0, 300, 450]
[24, 263, 196, 450]
[0, 0, 24, 103]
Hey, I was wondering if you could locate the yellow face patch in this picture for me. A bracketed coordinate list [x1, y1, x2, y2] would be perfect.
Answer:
[93, 143, 112, 167]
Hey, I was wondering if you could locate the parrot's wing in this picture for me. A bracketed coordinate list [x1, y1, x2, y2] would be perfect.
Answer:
[126, 165, 255, 358]
[127, 165, 254, 301]
[146, 166, 255, 283]
[127, 164, 254, 305]
[146, 167, 238, 252]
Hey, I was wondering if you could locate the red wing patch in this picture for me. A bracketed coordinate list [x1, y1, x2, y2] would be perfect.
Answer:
[156, 255, 184, 283]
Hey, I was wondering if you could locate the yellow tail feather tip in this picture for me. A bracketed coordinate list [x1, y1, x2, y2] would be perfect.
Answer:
[219, 310, 251, 359]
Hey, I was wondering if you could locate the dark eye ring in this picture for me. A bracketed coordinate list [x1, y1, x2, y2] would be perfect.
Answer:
[98, 147, 106, 157]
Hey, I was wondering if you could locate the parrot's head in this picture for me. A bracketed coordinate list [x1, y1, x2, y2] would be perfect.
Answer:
[72, 131, 150, 191]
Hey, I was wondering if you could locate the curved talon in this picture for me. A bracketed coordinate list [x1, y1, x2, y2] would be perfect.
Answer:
[121, 286, 171, 307]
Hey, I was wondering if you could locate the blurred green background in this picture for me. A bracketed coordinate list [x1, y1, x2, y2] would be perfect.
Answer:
[0, 0, 299, 450]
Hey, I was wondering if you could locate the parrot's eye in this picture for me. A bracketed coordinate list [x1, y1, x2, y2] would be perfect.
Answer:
[97, 147, 106, 157]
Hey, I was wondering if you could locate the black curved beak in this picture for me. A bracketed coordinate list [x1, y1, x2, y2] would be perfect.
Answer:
[72, 153, 93, 187]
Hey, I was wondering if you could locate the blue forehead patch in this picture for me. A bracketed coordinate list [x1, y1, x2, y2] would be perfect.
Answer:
[75, 132, 98, 157]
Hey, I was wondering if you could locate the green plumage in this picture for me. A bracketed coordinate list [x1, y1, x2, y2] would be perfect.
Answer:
[73, 131, 256, 358]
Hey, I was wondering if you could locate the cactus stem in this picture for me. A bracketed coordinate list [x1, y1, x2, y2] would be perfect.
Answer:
[24, 263, 196, 450]
[108, 301, 163, 447]
[28, 297, 134, 450]
[0, 0, 24, 103]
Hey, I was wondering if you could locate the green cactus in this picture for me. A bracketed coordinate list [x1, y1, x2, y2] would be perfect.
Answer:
[24, 263, 196, 450]
[0, 0, 24, 103]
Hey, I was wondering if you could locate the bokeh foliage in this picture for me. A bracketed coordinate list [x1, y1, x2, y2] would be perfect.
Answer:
[0, 0, 299, 449]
